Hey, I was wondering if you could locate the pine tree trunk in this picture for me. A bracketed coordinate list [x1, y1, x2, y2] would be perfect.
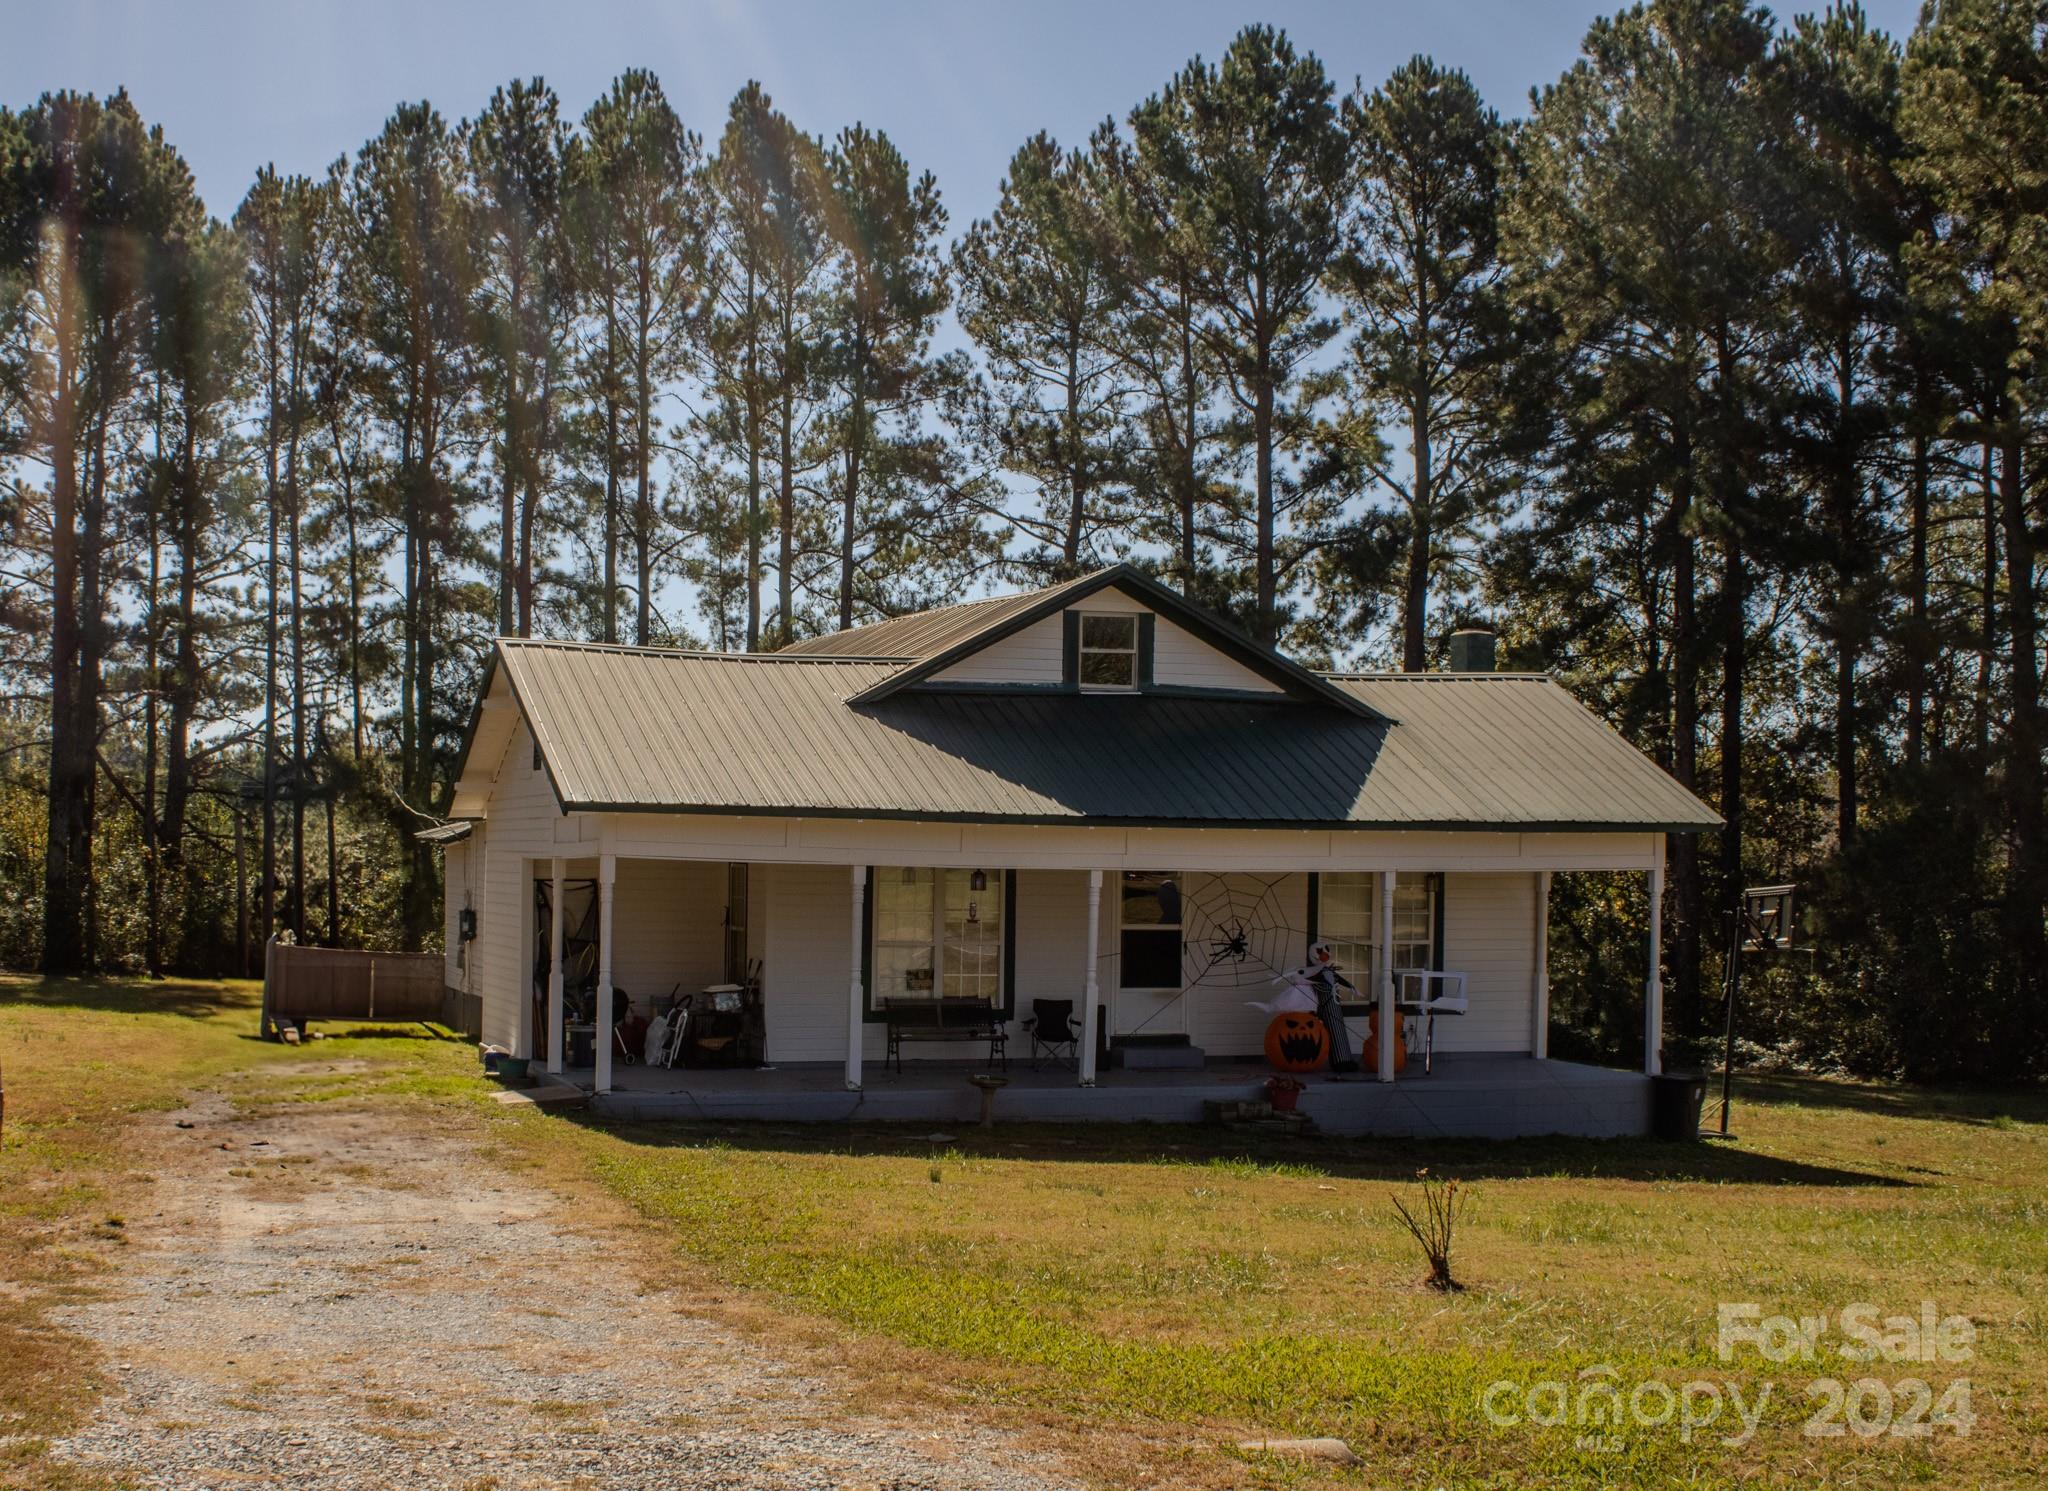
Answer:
[635, 275, 654, 647]
[261, 347, 281, 953]
[839, 374, 864, 631]
[1062, 332, 1084, 571]
[42, 255, 89, 977]
[778, 382, 795, 644]
[1976, 441, 1997, 757]
[745, 264, 762, 652]
[288, 398, 308, 944]
[1254, 359, 1276, 647]
[1403, 394, 1432, 673]
[603, 295, 622, 646]
[1668, 477, 1702, 1053]
[1996, 435, 2046, 1004]
[1905, 427, 1929, 769]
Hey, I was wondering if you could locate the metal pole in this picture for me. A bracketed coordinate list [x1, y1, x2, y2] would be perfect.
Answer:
[1719, 909, 1742, 1136]
[235, 804, 249, 978]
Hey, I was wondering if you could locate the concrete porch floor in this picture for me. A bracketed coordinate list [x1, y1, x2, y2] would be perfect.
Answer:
[555, 1053, 1652, 1139]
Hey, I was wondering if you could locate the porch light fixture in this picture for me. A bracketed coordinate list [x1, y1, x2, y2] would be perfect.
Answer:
[901, 866, 918, 885]
[969, 868, 987, 892]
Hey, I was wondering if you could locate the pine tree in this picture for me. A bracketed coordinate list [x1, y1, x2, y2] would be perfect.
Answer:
[1501, 0, 1790, 1050]
[736, 95, 833, 643]
[569, 72, 706, 646]
[1769, 6, 1909, 852]
[142, 210, 250, 968]
[955, 131, 1134, 580]
[338, 101, 481, 949]
[1330, 56, 1516, 671]
[700, 83, 781, 650]
[237, 166, 335, 946]
[466, 78, 573, 640]
[1, 92, 194, 972]
[819, 123, 979, 625]
[1900, 0, 2048, 1031]
[1128, 26, 1351, 644]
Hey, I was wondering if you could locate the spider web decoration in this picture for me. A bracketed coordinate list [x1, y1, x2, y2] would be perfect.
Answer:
[1176, 873, 1311, 992]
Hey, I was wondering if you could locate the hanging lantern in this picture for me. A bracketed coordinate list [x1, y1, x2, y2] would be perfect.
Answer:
[969, 868, 987, 892]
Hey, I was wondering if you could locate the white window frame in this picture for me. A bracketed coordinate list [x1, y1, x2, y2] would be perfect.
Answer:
[870, 868, 1005, 1008]
[1320, 872, 1436, 984]
[1077, 612, 1139, 691]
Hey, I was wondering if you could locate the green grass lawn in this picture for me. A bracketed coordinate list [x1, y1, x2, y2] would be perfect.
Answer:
[5, 976, 2043, 1490]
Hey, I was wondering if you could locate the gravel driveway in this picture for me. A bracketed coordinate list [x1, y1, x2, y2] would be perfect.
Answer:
[51, 1089, 1079, 1491]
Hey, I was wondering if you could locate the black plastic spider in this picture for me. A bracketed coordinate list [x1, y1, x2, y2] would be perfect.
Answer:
[1206, 918, 1251, 967]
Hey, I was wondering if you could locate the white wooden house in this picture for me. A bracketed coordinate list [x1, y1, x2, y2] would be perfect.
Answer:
[433, 566, 1716, 1137]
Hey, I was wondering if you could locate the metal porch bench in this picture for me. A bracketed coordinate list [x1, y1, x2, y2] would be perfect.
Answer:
[880, 997, 1008, 1073]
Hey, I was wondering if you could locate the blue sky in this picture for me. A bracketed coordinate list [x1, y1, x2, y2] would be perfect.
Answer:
[5, 0, 1928, 228]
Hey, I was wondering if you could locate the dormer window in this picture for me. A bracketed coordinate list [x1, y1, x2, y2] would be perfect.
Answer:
[1078, 614, 1138, 690]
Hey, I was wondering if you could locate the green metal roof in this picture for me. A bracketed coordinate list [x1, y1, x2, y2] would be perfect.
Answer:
[483, 640, 1719, 832]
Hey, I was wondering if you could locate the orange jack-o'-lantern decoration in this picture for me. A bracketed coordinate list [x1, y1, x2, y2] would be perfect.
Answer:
[1264, 1011, 1330, 1072]
[1362, 1007, 1408, 1074]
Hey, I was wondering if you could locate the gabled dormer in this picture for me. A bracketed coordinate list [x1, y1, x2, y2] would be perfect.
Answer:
[792, 565, 1385, 720]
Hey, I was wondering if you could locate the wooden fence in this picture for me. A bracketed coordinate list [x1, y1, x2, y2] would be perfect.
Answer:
[262, 941, 479, 1039]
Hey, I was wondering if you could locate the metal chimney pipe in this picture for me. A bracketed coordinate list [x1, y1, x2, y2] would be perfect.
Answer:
[1448, 627, 1497, 673]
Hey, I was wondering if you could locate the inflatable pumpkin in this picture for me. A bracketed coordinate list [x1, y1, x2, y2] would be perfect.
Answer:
[1264, 1010, 1330, 1072]
[1361, 1006, 1409, 1075]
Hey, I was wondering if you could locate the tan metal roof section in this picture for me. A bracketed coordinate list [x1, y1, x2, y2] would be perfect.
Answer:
[775, 571, 1106, 659]
[479, 639, 1719, 831]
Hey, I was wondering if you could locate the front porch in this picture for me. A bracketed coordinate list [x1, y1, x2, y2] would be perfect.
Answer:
[560, 1052, 1652, 1139]
[475, 843, 1674, 1139]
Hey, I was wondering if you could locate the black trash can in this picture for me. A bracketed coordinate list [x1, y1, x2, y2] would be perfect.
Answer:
[1650, 1072, 1706, 1140]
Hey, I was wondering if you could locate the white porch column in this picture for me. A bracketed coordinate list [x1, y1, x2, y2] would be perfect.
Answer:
[846, 864, 867, 1091]
[514, 860, 535, 1061]
[1376, 870, 1396, 1083]
[1078, 870, 1103, 1086]
[546, 856, 565, 1074]
[1644, 846, 1665, 1076]
[594, 853, 616, 1093]
[1532, 870, 1552, 1059]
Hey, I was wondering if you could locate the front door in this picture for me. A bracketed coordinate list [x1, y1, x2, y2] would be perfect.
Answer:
[1112, 871, 1188, 1038]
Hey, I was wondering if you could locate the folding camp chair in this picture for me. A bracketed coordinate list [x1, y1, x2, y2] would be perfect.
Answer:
[1023, 997, 1083, 1071]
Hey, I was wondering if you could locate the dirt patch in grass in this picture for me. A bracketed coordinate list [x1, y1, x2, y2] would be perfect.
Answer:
[39, 1091, 1082, 1491]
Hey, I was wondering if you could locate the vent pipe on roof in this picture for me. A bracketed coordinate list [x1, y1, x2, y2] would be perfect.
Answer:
[1448, 626, 1497, 673]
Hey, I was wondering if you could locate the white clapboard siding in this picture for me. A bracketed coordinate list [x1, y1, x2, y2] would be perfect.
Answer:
[1152, 617, 1281, 694]
[929, 602, 1281, 694]
[1014, 868, 1088, 1005]
[929, 613, 1064, 684]
[606, 858, 726, 1019]
[475, 719, 557, 1051]
[443, 840, 473, 990]
[760, 862, 884, 1063]
[1435, 872, 1538, 1053]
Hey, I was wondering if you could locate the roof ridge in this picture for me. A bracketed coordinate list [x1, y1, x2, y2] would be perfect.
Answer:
[499, 638, 911, 664]
[1321, 670, 1556, 682]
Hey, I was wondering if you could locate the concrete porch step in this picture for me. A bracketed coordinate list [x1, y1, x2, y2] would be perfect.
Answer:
[1112, 1041, 1208, 1070]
